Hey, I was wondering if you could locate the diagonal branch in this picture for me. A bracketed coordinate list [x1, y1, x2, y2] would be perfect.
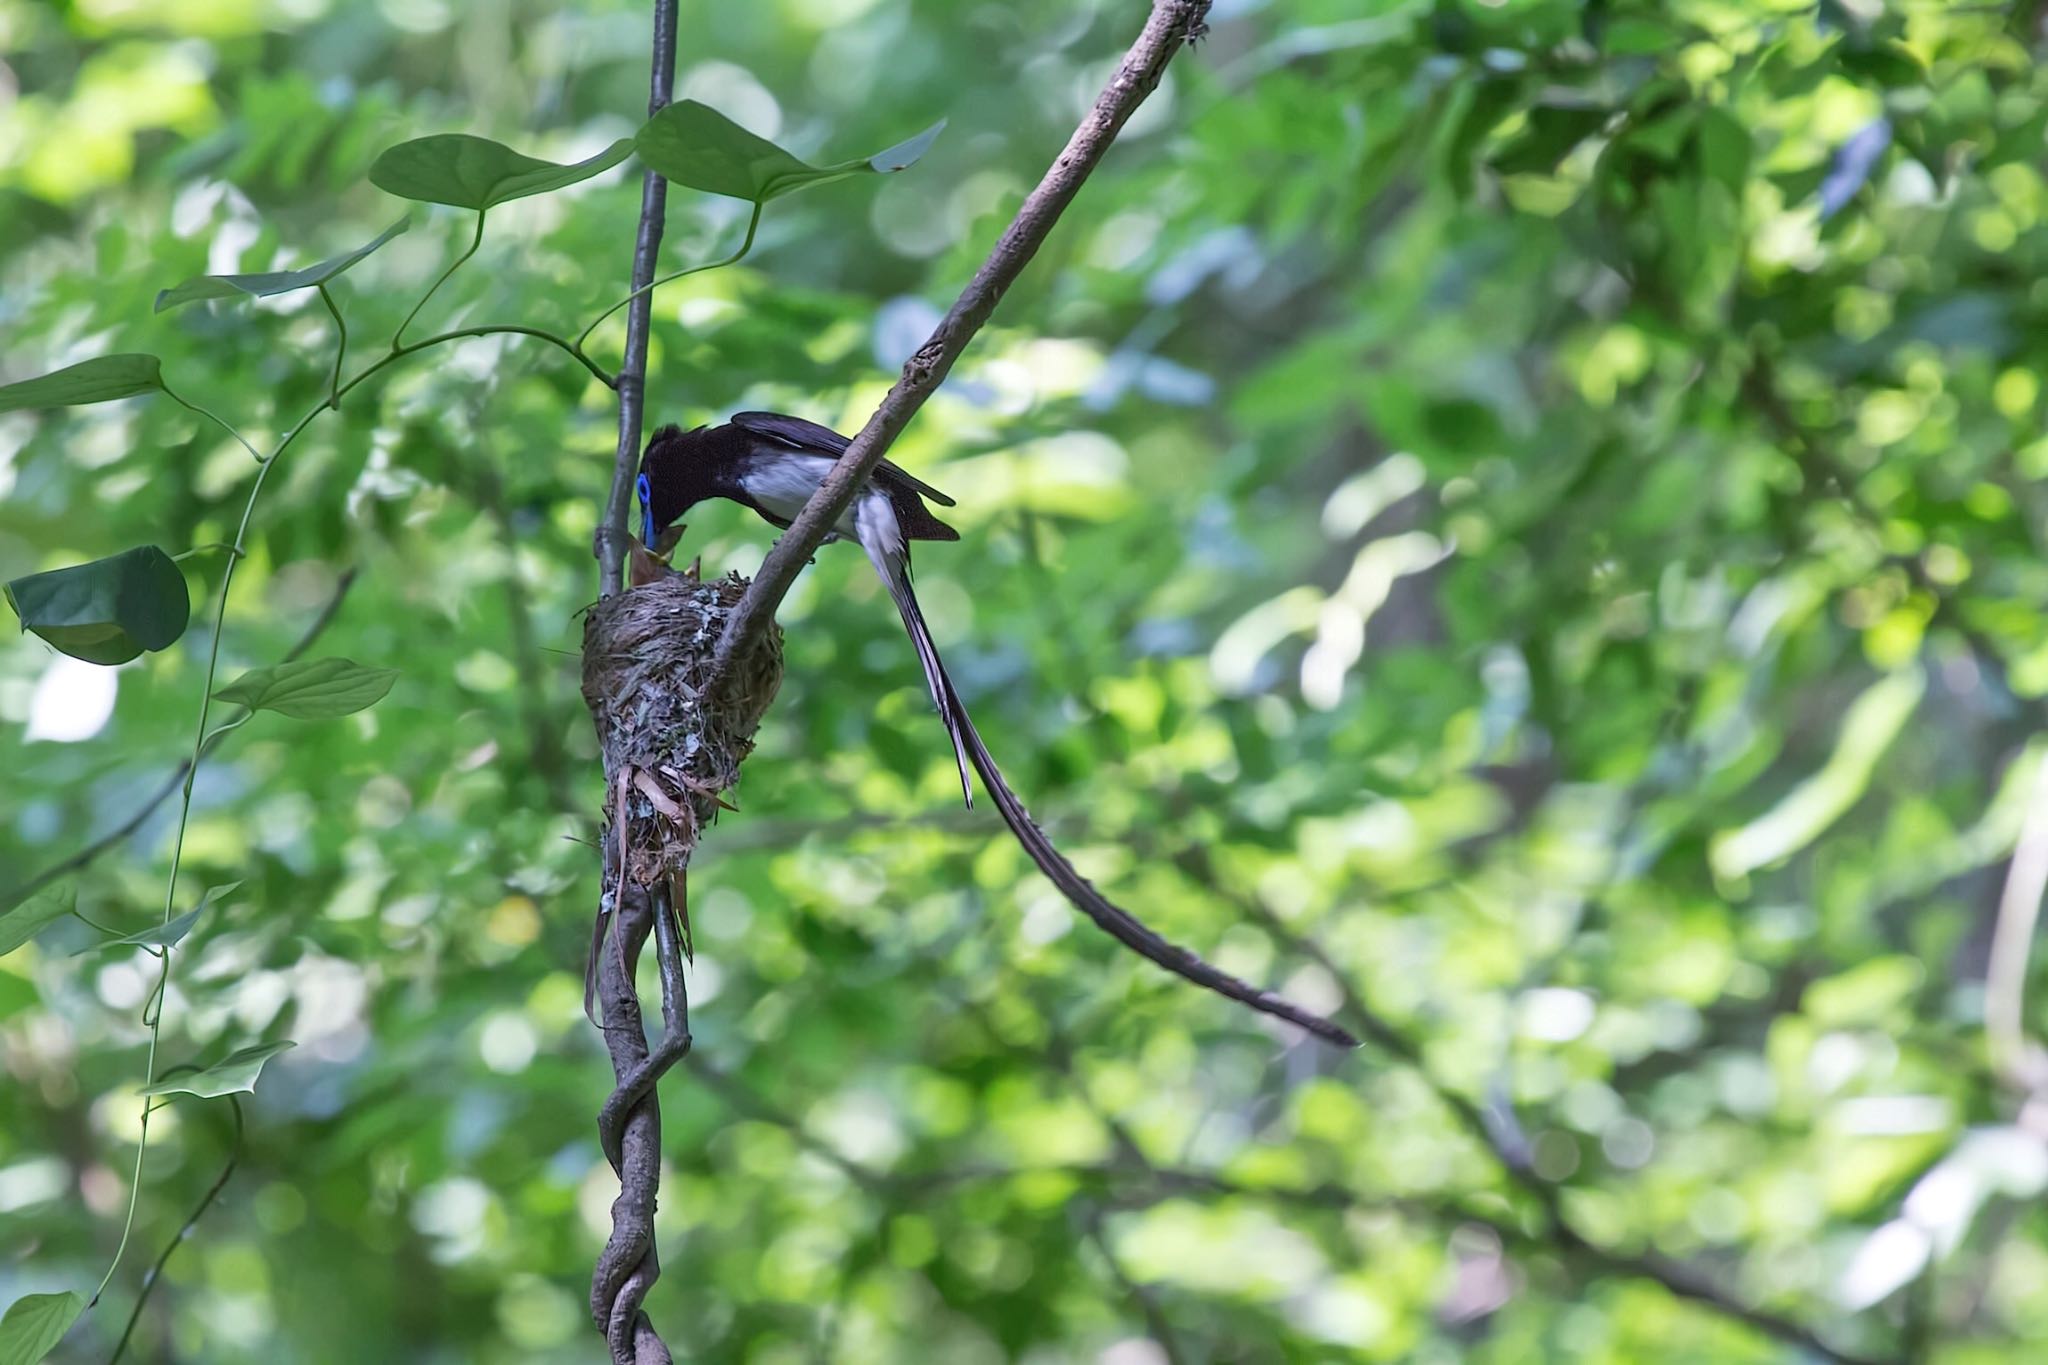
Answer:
[707, 0, 1213, 689]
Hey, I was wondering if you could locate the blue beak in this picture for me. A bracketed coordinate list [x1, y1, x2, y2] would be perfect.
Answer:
[636, 473, 655, 547]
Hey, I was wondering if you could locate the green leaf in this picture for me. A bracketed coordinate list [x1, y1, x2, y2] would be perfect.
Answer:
[0, 886, 75, 958]
[140, 1039, 295, 1099]
[5, 545, 190, 666]
[369, 135, 633, 209]
[635, 101, 943, 202]
[1695, 108, 1751, 193]
[0, 1292, 83, 1365]
[1491, 105, 1610, 176]
[154, 214, 411, 313]
[78, 882, 241, 955]
[213, 657, 397, 719]
[0, 354, 163, 414]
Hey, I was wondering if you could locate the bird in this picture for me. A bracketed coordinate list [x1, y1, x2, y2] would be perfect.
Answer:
[639, 411, 976, 805]
[637, 412, 1358, 1048]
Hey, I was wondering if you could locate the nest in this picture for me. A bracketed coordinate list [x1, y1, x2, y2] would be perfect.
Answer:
[581, 569, 783, 891]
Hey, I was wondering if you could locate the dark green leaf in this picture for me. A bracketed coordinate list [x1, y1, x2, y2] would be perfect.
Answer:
[635, 101, 943, 202]
[79, 882, 241, 954]
[0, 1292, 83, 1365]
[0, 886, 74, 958]
[140, 1039, 295, 1099]
[214, 657, 397, 718]
[0, 354, 162, 414]
[369, 135, 633, 209]
[5, 546, 190, 666]
[154, 215, 410, 313]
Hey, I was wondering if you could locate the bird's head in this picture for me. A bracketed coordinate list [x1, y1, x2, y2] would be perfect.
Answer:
[637, 423, 710, 549]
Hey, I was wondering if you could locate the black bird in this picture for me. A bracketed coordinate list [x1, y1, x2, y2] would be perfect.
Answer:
[638, 412, 1358, 1048]
[639, 411, 975, 804]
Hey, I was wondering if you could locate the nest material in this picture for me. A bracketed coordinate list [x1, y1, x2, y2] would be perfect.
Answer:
[581, 570, 783, 890]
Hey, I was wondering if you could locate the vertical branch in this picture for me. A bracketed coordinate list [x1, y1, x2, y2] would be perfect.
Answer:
[588, 3, 683, 1362]
[595, 0, 679, 600]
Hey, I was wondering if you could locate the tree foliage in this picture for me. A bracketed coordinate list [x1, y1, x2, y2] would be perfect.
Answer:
[4, 0, 2048, 1362]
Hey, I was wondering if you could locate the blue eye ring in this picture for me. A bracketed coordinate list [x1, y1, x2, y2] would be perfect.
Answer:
[636, 473, 655, 547]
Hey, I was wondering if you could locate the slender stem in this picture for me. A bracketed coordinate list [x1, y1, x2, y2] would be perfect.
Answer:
[392, 209, 486, 348]
[393, 324, 615, 390]
[70, 905, 121, 936]
[87, 313, 606, 1309]
[4, 568, 356, 910]
[574, 199, 763, 356]
[108, 1098, 243, 1364]
[170, 543, 243, 563]
[200, 714, 252, 747]
[159, 381, 262, 463]
[594, 4, 678, 600]
[318, 284, 348, 408]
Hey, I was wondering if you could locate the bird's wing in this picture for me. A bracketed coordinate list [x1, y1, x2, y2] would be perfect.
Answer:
[731, 410, 957, 507]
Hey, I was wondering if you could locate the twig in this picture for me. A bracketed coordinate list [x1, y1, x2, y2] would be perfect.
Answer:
[707, 0, 1214, 691]
[4, 567, 358, 910]
[108, 1098, 243, 1364]
[594, 0, 678, 601]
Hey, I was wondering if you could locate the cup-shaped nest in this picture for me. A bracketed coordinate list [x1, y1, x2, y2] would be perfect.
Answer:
[581, 570, 783, 888]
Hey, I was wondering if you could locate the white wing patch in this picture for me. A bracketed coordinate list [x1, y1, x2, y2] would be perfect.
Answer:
[738, 452, 905, 576]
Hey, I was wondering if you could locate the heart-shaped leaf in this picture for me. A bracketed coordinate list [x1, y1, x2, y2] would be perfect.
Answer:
[0, 354, 163, 414]
[78, 882, 241, 955]
[635, 101, 943, 203]
[155, 215, 411, 313]
[0, 1291, 84, 1365]
[0, 886, 75, 958]
[369, 135, 634, 209]
[140, 1039, 295, 1100]
[213, 657, 397, 718]
[5, 546, 190, 666]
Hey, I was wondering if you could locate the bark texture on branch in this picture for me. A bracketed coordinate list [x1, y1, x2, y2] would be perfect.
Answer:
[586, 0, 684, 1358]
[708, 0, 1213, 685]
[582, 571, 783, 1363]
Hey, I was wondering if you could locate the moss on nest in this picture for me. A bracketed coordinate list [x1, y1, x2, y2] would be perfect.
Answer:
[581, 569, 783, 890]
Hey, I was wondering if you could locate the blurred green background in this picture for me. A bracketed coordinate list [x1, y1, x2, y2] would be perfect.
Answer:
[6, 0, 2048, 1361]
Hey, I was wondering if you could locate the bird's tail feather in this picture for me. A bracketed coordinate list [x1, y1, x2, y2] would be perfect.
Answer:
[883, 561, 976, 808]
[882, 561, 1358, 1049]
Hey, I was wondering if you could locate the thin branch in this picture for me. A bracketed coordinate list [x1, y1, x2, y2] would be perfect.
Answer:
[594, 0, 679, 600]
[707, 0, 1214, 690]
[4, 567, 358, 909]
[108, 1098, 243, 1364]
